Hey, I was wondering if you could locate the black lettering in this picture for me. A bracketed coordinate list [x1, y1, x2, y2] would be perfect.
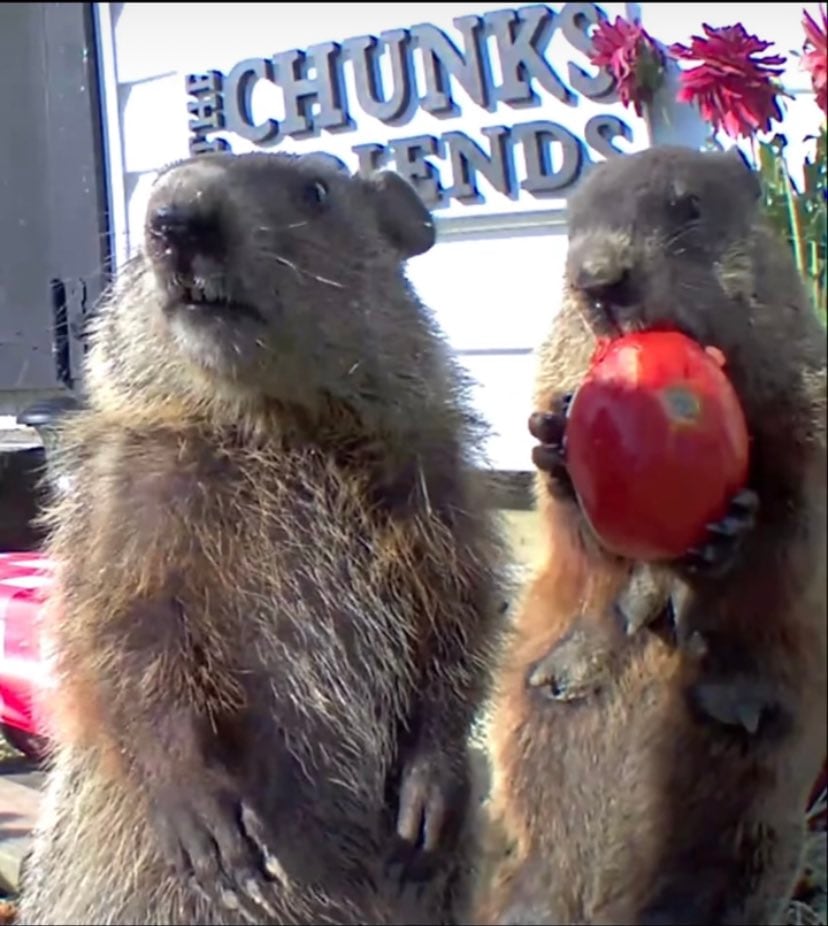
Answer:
[561, 2, 616, 101]
[187, 97, 225, 135]
[273, 42, 351, 139]
[345, 30, 417, 126]
[189, 137, 232, 155]
[185, 72, 223, 97]
[484, 6, 571, 107]
[388, 135, 446, 208]
[410, 17, 491, 117]
[185, 71, 231, 156]
[585, 114, 633, 159]
[352, 143, 390, 175]
[223, 58, 280, 145]
[512, 120, 584, 195]
[443, 127, 515, 204]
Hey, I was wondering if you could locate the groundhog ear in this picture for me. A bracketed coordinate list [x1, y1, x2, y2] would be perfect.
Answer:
[367, 171, 436, 258]
[725, 147, 762, 201]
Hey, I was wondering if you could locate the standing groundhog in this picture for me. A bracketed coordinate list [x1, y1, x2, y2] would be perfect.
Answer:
[18, 152, 505, 926]
[478, 145, 827, 924]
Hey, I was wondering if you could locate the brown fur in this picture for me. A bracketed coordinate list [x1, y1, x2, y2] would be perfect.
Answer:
[17, 152, 505, 925]
[478, 146, 827, 925]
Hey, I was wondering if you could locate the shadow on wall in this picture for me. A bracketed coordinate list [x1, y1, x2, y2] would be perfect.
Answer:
[0, 449, 48, 553]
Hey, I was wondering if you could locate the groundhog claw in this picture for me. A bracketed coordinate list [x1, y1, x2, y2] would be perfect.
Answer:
[187, 878, 261, 925]
[688, 675, 779, 736]
[527, 623, 614, 702]
[528, 395, 577, 501]
[239, 800, 289, 885]
[613, 566, 673, 637]
[528, 410, 567, 446]
[530, 444, 574, 499]
[153, 785, 280, 918]
[386, 750, 467, 886]
[679, 488, 759, 578]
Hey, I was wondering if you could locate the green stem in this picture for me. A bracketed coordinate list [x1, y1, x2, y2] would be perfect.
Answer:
[810, 237, 827, 323]
[781, 161, 807, 278]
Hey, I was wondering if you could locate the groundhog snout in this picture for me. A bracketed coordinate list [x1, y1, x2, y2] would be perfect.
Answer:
[567, 232, 637, 311]
[145, 202, 225, 276]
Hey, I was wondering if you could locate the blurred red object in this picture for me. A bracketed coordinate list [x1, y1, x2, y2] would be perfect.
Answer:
[802, 5, 827, 112]
[0, 551, 54, 761]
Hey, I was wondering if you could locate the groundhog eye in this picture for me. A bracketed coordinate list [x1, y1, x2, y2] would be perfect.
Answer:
[670, 192, 702, 224]
[303, 180, 329, 207]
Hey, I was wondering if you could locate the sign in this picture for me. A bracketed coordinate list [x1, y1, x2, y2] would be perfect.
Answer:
[184, 2, 645, 211]
[92, 1, 653, 471]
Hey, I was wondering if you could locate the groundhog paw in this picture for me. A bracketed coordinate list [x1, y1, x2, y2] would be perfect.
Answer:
[527, 623, 614, 702]
[677, 488, 759, 579]
[688, 675, 781, 736]
[528, 394, 576, 501]
[386, 749, 468, 887]
[613, 566, 673, 637]
[153, 785, 285, 922]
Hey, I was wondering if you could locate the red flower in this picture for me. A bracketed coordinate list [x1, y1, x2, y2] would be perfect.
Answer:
[589, 16, 666, 117]
[669, 24, 787, 140]
[802, 6, 827, 112]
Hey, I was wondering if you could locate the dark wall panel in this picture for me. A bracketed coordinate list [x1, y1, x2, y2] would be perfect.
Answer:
[0, 2, 109, 394]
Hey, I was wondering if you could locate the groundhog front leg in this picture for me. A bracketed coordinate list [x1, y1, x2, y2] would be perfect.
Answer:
[386, 618, 489, 891]
[389, 753, 469, 893]
[138, 716, 284, 922]
[102, 596, 283, 922]
[387, 698, 472, 886]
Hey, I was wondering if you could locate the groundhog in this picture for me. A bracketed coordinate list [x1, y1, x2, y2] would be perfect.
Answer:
[17, 152, 506, 926]
[478, 145, 827, 924]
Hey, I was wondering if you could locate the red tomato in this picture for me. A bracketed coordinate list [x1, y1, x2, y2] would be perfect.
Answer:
[564, 331, 750, 561]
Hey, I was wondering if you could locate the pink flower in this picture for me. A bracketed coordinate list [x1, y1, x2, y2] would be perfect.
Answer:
[802, 6, 827, 112]
[669, 24, 787, 140]
[589, 16, 666, 117]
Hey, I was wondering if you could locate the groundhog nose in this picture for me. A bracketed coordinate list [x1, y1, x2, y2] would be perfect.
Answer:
[146, 204, 223, 267]
[573, 265, 634, 307]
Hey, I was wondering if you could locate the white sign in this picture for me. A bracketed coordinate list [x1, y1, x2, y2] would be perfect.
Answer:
[181, 2, 651, 217]
[92, 2, 648, 472]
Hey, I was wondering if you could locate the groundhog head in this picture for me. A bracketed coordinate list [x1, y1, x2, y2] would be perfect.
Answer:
[563, 145, 767, 349]
[89, 152, 440, 416]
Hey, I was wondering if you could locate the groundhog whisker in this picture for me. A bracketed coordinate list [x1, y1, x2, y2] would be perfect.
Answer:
[663, 220, 702, 254]
[310, 272, 344, 289]
[675, 279, 708, 301]
[570, 298, 602, 339]
[254, 221, 309, 234]
[270, 252, 345, 290]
